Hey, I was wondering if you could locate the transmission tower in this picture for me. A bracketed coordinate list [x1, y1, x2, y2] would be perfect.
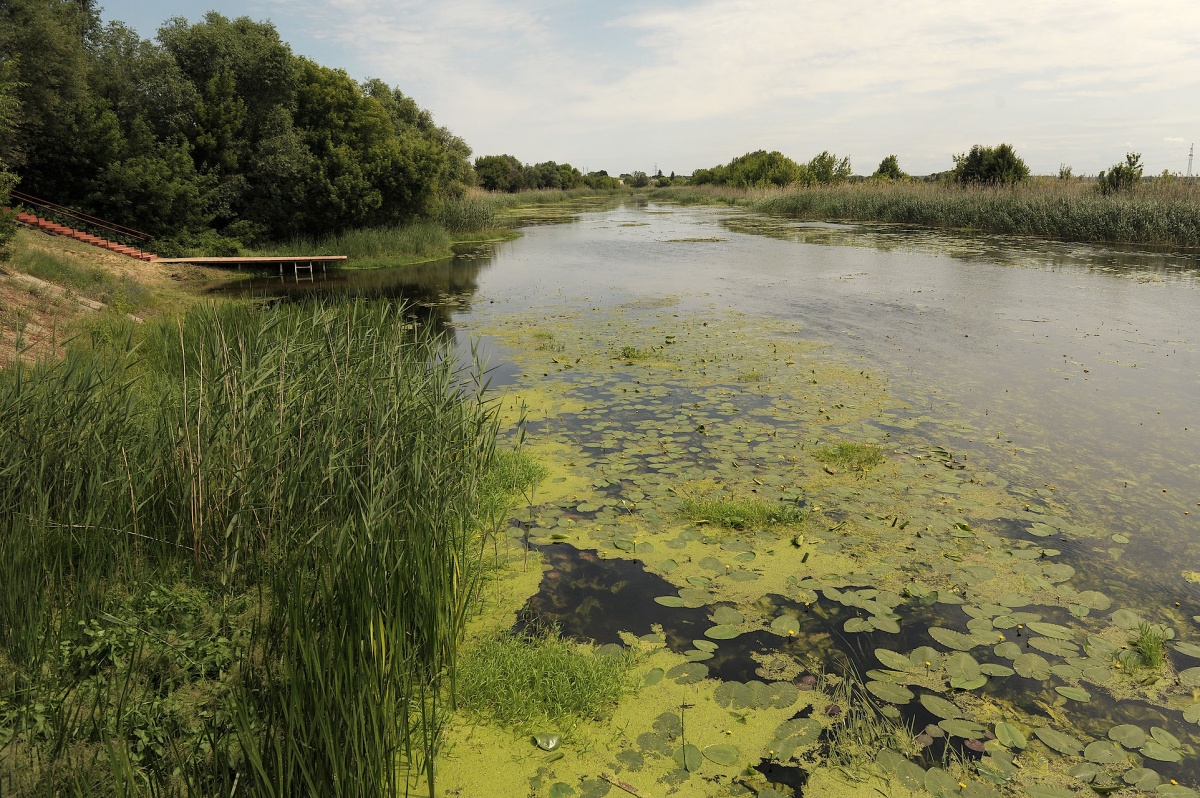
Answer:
[1189, 143, 1194, 178]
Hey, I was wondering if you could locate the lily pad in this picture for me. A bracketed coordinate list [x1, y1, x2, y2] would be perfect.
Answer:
[980, 664, 1015, 677]
[1173, 641, 1200, 657]
[866, 681, 914, 704]
[644, 668, 665, 686]
[1027, 622, 1075, 641]
[1156, 785, 1200, 798]
[875, 648, 914, 672]
[920, 694, 963, 720]
[1183, 704, 1200, 723]
[1029, 637, 1079, 657]
[844, 617, 874, 633]
[702, 743, 739, 766]
[994, 641, 1022, 660]
[1150, 727, 1180, 749]
[1123, 768, 1161, 789]
[673, 743, 703, 771]
[666, 662, 708, 684]
[1055, 685, 1091, 702]
[654, 595, 687, 607]
[712, 607, 744, 625]
[938, 719, 986, 738]
[995, 722, 1026, 749]
[1034, 727, 1084, 756]
[1140, 741, 1183, 762]
[1013, 653, 1052, 680]
[925, 768, 960, 795]
[1109, 724, 1147, 748]
[549, 783, 576, 798]
[1112, 609, 1144, 630]
[1084, 740, 1126, 764]
[1179, 667, 1200, 687]
[929, 626, 978, 651]
[770, 615, 801, 636]
[705, 625, 741, 640]
[1027, 788, 1073, 798]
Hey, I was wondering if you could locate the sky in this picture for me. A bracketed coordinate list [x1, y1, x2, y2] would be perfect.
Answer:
[100, 0, 1200, 178]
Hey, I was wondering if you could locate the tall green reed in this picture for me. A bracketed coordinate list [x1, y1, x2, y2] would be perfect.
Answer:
[0, 300, 514, 795]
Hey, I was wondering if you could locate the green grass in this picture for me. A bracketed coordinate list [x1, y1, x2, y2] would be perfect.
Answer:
[0, 300, 535, 795]
[1129, 623, 1167, 670]
[619, 345, 654, 360]
[650, 179, 1200, 249]
[7, 245, 152, 312]
[456, 630, 634, 731]
[678, 496, 805, 530]
[814, 442, 885, 472]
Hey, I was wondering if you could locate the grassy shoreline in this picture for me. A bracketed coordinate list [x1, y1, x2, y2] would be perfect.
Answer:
[650, 180, 1200, 249]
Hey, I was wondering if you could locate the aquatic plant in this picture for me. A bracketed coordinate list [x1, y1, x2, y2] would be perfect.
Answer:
[619, 345, 654, 360]
[456, 629, 635, 730]
[814, 441, 885, 472]
[0, 300, 531, 795]
[678, 496, 805, 530]
[1130, 622, 1167, 670]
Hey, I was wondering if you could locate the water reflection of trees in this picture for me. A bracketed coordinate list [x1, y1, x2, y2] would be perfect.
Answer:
[208, 248, 494, 336]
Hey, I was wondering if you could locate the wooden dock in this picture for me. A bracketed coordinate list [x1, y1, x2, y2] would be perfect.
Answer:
[156, 255, 348, 277]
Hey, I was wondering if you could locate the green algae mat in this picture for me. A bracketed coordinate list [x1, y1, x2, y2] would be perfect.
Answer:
[438, 298, 1200, 798]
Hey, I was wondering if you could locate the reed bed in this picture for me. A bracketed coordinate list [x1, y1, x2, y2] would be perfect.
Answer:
[0, 300, 527, 796]
[651, 180, 1200, 249]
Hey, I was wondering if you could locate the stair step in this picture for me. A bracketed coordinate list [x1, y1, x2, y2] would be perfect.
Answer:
[14, 208, 154, 261]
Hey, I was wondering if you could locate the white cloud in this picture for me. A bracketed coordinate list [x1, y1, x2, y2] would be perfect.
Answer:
[254, 0, 1200, 173]
[1165, 137, 1186, 142]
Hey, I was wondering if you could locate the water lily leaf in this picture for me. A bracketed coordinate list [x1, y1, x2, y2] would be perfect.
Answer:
[920, 694, 963, 720]
[654, 595, 687, 607]
[844, 617, 874, 633]
[1140, 741, 1182, 762]
[866, 681, 914, 704]
[693, 639, 718, 652]
[1030, 637, 1079, 657]
[1050, 664, 1083, 680]
[1076, 590, 1111, 611]
[992, 614, 1020, 629]
[938, 719, 986, 738]
[1180, 667, 1200, 687]
[614, 539, 635, 551]
[678, 587, 712, 604]
[946, 652, 980, 680]
[910, 646, 943, 669]
[1014, 653, 1051, 680]
[1027, 522, 1057, 537]
[534, 732, 561, 751]
[997, 593, 1032, 608]
[772, 717, 822, 749]
[1123, 768, 1161, 789]
[702, 743, 738, 766]
[1034, 727, 1084, 756]
[1150, 727, 1180, 749]
[770, 615, 801, 636]
[699, 556, 724, 571]
[925, 767, 959, 796]
[980, 663, 1015, 677]
[871, 615, 901, 634]
[728, 570, 759, 582]
[1173, 641, 1200, 657]
[713, 607, 744, 625]
[644, 668, 665, 686]
[1069, 762, 1100, 781]
[1055, 686, 1091, 702]
[894, 760, 926, 791]
[666, 662, 708, 684]
[1183, 704, 1200, 723]
[1111, 609, 1143, 630]
[1109, 725, 1147, 748]
[1084, 740, 1126, 764]
[1027, 622, 1074, 641]
[658, 559, 679, 573]
[1156, 785, 1199, 798]
[876, 648, 914, 672]
[929, 627, 978, 651]
[685, 649, 713, 661]
[686, 576, 712, 588]
[995, 722, 1026, 749]
[767, 681, 799, 709]
[705, 625, 741, 640]
[550, 782, 576, 798]
[673, 743, 703, 772]
[994, 641, 1022, 660]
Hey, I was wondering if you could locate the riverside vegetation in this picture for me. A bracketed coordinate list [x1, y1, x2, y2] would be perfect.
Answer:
[0, 300, 544, 796]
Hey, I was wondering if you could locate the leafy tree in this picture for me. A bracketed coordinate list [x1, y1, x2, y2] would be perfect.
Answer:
[1058, 164, 1074, 181]
[584, 170, 619, 189]
[807, 151, 851, 184]
[0, 60, 20, 260]
[872, 154, 907, 181]
[628, 170, 650, 188]
[952, 143, 1029, 186]
[727, 150, 804, 187]
[1097, 152, 1142, 195]
[475, 154, 523, 192]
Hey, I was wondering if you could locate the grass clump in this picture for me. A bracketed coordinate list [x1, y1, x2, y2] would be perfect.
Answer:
[815, 441, 885, 472]
[679, 496, 805, 530]
[619, 345, 653, 360]
[456, 630, 634, 730]
[1127, 623, 1168, 670]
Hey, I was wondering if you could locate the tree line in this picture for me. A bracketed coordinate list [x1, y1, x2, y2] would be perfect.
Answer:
[473, 154, 621, 192]
[0, 1, 474, 251]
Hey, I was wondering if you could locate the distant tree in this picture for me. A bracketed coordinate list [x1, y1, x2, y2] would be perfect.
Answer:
[583, 170, 619, 189]
[474, 154, 523, 191]
[952, 143, 1029, 186]
[655, 176, 671, 187]
[0, 61, 19, 261]
[872, 154, 907, 181]
[628, 170, 650, 188]
[807, 151, 852, 184]
[722, 150, 803, 187]
[1096, 152, 1142, 195]
[1058, 164, 1074, 181]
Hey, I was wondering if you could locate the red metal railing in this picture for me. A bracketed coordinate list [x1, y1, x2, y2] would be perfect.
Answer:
[10, 190, 155, 249]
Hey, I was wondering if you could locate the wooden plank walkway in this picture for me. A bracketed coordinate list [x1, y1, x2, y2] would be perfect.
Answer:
[156, 255, 348, 276]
